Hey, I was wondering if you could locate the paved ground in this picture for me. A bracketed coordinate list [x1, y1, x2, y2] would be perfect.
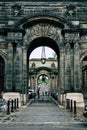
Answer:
[0, 95, 87, 130]
[0, 95, 87, 123]
[10, 96, 71, 123]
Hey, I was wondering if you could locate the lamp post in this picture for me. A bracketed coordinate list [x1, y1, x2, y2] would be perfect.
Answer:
[41, 46, 46, 64]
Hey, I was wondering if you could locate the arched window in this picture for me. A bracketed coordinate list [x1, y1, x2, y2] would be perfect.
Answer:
[51, 62, 55, 69]
[0, 56, 5, 92]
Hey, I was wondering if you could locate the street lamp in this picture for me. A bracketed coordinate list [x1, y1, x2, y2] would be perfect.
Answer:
[41, 46, 46, 64]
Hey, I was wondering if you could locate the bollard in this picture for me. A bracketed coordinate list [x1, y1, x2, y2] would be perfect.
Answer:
[66, 99, 68, 109]
[68, 99, 70, 110]
[70, 100, 73, 112]
[7, 100, 10, 114]
[14, 99, 17, 111]
[11, 100, 14, 112]
[17, 98, 19, 109]
[74, 100, 77, 115]
[66, 99, 69, 110]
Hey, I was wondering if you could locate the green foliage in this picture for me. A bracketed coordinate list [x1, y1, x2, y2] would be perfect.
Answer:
[38, 77, 49, 84]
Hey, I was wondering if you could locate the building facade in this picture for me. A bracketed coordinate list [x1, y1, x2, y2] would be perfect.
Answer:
[29, 58, 58, 95]
[0, 0, 87, 98]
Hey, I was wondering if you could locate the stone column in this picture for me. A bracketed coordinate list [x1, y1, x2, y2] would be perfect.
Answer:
[14, 43, 22, 92]
[22, 46, 28, 94]
[31, 77, 33, 89]
[50, 72, 54, 93]
[55, 74, 58, 92]
[74, 42, 81, 91]
[50, 73, 55, 93]
[32, 74, 36, 91]
[59, 48, 65, 93]
[6, 43, 13, 91]
[54, 74, 57, 92]
[70, 48, 74, 91]
[64, 43, 71, 92]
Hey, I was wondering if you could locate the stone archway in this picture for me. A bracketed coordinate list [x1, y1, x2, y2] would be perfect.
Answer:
[22, 22, 65, 95]
[10, 16, 82, 102]
[81, 52, 87, 98]
[36, 70, 50, 96]
[0, 50, 7, 93]
[24, 23, 63, 48]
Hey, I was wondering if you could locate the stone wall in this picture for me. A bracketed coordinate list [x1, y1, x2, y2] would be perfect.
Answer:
[0, 1, 87, 98]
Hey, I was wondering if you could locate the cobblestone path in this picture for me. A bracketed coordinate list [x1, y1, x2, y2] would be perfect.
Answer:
[11, 95, 72, 123]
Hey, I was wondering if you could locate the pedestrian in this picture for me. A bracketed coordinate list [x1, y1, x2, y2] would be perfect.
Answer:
[37, 87, 40, 99]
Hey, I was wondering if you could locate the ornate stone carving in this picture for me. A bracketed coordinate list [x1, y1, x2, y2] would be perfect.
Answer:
[0, 42, 7, 50]
[66, 4, 76, 17]
[24, 23, 60, 41]
[74, 42, 80, 50]
[7, 32, 22, 40]
[65, 33, 79, 42]
[65, 42, 70, 53]
[11, 4, 21, 16]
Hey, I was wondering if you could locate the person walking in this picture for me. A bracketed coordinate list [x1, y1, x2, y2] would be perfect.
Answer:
[37, 87, 40, 99]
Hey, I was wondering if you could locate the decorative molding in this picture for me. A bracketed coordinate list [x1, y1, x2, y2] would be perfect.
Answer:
[24, 23, 63, 49]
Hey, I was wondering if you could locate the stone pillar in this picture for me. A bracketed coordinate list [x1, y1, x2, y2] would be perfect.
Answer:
[55, 74, 58, 92]
[31, 77, 34, 89]
[59, 48, 65, 93]
[14, 43, 22, 92]
[71, 48, 74, 91]
[74, 42, 81, 91]
[6, 43, 13, 91]
[32, 74, 36, 91]
[52, 74, 55, 93]
[22, 46, 28, 94]
[64, 43, 71, 92]
[54, 74, 57, 92]
[29, 70, 36, 90]
[50, 73, 54, 93]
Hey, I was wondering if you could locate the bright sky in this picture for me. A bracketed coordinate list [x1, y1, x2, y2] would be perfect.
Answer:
[30, 46, 55, 59]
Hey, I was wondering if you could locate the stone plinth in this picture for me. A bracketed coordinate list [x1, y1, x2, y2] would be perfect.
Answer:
[66, 93, 84, 108]
[3, 92, 22, 107]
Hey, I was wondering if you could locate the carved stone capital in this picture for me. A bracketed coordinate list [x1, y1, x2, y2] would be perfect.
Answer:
[65, 32, 79, 42]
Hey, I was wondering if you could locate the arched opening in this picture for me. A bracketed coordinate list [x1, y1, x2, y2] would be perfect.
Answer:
[27, 37, 59, 99]
[27, 37, 59, 58]
[0, 56, 5, 92]
[37, 74, 49, 96]
[82, 56, 87, 97]
[38, 75, 49, 84]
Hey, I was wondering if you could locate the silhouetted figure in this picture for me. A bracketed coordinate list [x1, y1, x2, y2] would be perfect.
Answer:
[37, 87, 40, 99]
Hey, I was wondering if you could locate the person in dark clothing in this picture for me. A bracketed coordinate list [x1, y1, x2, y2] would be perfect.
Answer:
[37, 87, 40, 99]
